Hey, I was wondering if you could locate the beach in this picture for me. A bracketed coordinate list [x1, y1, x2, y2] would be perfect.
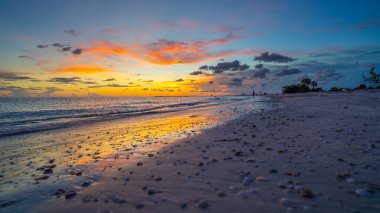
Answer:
[1, 91, 380, 212]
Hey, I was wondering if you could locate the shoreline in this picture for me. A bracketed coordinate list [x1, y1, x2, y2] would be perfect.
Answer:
[38, 90, 380, 212]
[1, 91, 380, 212]
[0, 96, 277, 212]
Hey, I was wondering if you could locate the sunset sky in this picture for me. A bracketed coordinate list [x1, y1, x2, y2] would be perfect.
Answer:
[1, 0, 380, 96]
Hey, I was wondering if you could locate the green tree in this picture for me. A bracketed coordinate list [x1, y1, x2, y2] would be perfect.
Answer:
[311, 81, 317, 89]
[363, 66, 380, 86]
[301, 78, 311, 87]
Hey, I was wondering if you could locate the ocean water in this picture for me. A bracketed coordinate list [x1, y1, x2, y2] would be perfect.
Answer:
[0, 96, 253, 137]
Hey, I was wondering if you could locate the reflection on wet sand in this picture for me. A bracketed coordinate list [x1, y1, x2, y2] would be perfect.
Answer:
[0, 99, 263, 205]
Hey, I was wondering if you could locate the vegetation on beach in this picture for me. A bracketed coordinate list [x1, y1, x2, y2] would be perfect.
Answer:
[362, 66, 380, 87]
[282, 78, 322, 94]
[282, 66, 380, 94]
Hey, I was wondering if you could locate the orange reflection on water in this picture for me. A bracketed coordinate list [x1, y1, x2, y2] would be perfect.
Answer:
[71, 114, 210, 165]
[0, 106, 232, 194]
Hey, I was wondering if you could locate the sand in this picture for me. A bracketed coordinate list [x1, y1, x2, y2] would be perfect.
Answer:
[1, 91, 380, 212]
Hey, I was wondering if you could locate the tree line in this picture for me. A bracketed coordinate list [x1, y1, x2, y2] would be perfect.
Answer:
[282, 66, 380, 94]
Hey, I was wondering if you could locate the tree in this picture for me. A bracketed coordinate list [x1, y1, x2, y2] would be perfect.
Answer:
[311, 81, 317, 89]
[363, 66, 380, 86]
[301, 78, 312, 87]
[282, 79, 322, 94]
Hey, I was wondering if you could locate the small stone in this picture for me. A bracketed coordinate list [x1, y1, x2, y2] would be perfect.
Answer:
[137, 162, 143, 166]
[135, 203, 144, 209]
[43, 168, 53, 174]
[198, 201, 209, 209]
[346, 178, 358, 184]
[65, 191, 77, 199]
[216, 191, 226, 197]
[35, 175, 49, 180]
[368, 183, 380, 191]
[244, 158, 255, 162]
[81, 180, 93, 187]
[255, 176, 268, 182]
[355, 189, 371, 197]
[48, 159, 55, 164]
[147, 189, 156, 195]
[242, 176, 255, 186]
[237, 191, 248, 199]
[269, 169, 278, 174]
[279, 197, 295, 207]
[293, 185, 304, 192]
[300, 189, 314, 198]
[54, 189, 65, 196]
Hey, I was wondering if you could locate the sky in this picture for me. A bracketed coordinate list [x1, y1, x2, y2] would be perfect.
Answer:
[0, 0, 380, 97]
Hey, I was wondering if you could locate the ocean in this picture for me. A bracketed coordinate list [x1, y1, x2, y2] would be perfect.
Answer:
[0, 96, 254, 137]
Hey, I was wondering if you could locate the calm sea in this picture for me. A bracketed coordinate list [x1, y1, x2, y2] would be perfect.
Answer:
[0, 96, 253, 137]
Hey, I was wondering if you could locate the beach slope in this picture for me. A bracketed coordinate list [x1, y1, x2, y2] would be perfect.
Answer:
[32, 91, 380, 212]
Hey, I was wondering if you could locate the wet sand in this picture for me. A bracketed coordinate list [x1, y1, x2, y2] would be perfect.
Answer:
[0, 96, 276, 212]
[2, 92, 380, 212]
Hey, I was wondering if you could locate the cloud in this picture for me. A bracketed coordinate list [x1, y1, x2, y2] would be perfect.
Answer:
[18, 55, 36, 60]
[189, 71, 204, 75]
[37, 44, 49, 48]
[254, 63, 263, 69]
[225, 78, 243, 87]
[275, 68, 302, 76]
[43, 87, 63, 96]
[48, 77, 82, 84]
[175, 78, 184, 82]
[81, 81, 98, 84]
[88, 84, 131, 88]
[83, 32, 251, 65]
[52, 65, 110, 74]
[314, 70, 344, 82]
[0, 70, 34, 81]
[100, 29, 123, 35]
[199, 65, 208, 70]
[253, 68, 270, 79]
[201, 60, 250, 74]
[52, 43, 66, 48]
[65, 29, 80, 36]
[60, 47, 72, 52]
[48, 77, 98, 85]
[103, 78, 115, 82]
[255, 52, 295, 63]
[71, 48, 83, 55]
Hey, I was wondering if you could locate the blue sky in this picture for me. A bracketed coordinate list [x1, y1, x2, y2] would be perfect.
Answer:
[0, 0, 379, 96]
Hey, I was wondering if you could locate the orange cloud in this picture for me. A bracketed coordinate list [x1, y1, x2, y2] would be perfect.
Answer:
[85, 40, 129, 55]
[52, 65, 110, 74]
[82, 33, 250, 65]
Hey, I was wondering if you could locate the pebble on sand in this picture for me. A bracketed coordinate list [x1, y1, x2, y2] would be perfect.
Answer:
[279, 197, 296, 207]
[197, 201, 209, 209]
[355, 189, 372, 197]
[65, 191, 77, 199]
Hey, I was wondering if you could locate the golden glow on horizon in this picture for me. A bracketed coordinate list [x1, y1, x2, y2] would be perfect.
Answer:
[52, 65, 111, 74]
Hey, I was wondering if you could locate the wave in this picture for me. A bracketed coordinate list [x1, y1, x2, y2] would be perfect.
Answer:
[0, 96, 251, 137]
